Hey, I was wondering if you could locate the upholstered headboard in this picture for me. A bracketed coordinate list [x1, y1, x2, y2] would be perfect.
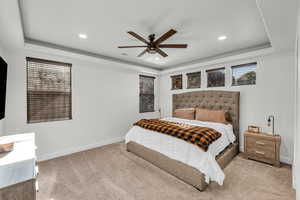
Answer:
[173, 90, 240, 142]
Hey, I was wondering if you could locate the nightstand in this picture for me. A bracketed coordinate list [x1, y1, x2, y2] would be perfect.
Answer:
[244, 131, 281, 167]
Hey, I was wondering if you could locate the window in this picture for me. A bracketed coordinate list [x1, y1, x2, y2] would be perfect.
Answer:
[171, 74, 183, 90]
[206, 67, 225, 87]
[232, 62, 256, 86]
[139, 75, 155, 113]
[187, 71, 201, 89]
[26, 57, 72, 123]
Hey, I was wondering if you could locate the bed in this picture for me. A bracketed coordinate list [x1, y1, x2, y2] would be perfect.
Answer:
[126, 90, 240, 191]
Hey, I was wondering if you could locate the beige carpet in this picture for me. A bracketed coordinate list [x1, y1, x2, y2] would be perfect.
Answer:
[37, 142, 295, 200]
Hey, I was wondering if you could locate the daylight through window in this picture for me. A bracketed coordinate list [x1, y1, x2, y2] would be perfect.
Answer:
[232, 62, 256, 86]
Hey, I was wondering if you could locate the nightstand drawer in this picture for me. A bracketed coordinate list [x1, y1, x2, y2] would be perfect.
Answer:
[246, 146, 276, 160]
[246, 137, 275, 150]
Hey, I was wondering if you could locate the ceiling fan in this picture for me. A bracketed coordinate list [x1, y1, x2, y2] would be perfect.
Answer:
[118, 29, 187, 58]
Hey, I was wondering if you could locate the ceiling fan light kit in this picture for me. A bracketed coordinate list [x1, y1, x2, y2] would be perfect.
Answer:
[118, 29, 188, 58]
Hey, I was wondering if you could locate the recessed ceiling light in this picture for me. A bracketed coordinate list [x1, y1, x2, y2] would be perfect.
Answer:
[155, 57, 160, 61]
[218, 35, 227, 41]
[78, 34, 87, 39]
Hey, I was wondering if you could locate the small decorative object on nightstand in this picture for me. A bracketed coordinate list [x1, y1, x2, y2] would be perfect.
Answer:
[244, 131, 281, 167]
[247, 125, 261, 133]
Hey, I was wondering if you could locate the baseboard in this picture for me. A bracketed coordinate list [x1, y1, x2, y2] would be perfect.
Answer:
[37, 136, 125, 162]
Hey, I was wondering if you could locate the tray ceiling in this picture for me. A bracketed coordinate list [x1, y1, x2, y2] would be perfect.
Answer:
[20, 0, 270, 69]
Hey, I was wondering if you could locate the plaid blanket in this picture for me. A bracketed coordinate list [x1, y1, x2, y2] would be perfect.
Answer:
[133, 119, 221, 152]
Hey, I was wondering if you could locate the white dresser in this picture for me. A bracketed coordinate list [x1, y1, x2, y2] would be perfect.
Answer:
[0, 133, 37, 200]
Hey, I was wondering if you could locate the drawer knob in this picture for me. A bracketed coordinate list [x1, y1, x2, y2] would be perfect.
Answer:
[256, 141, 265, 145]
[255, 151, 265, 155]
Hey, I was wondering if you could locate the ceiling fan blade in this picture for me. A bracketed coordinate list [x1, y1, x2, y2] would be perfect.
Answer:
[154, 29, 177, 45]
[118, 45, 148, 48]
[158, 44, 187, 48]
[137, 49, 147, 57]
[127, 31, 149, 45]
[156, 48, 168, 57]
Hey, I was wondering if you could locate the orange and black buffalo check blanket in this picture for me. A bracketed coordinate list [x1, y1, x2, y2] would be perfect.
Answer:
[133, 119, 221, 151]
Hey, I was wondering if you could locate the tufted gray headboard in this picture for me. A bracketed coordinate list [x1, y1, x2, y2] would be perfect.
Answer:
[173, 90, 240, 143]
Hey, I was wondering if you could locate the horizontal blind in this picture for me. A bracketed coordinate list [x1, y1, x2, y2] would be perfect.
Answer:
[171, 74, 182, 90]
[26, 57, 72, 123]
[139, 75, 155, 113]
[206, 67, 225, 87]
[206, 67, 225, 72]
[231, 62, 257, 69]
[187, 71, 201, 89]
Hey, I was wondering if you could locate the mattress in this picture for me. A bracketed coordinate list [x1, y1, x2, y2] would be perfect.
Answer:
[125, 117, 236, 185]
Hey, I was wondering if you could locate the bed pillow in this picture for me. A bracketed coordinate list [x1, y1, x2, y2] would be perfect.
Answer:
[195, 108, 227, 124]
[173, 108, 195, 120]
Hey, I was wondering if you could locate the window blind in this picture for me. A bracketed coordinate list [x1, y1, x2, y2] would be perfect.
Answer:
[26, 57, 72, 123]
[171, 74, 182, 90]
[139, 75, 155, 113]
[206, 67, 225, 87]
[187, 71, 201, 89]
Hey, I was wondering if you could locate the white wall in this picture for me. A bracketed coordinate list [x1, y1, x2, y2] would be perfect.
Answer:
[294, 3, 300, 198]
[295, 35, 300, 199]
[160, 51, 295, 164]
[4, 49, 159, 160]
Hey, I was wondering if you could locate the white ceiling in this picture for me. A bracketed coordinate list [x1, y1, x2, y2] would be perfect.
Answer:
[19, 0, 270, 69]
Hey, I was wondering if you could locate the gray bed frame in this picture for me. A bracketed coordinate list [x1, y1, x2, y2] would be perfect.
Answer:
[127, 90, 240, 191]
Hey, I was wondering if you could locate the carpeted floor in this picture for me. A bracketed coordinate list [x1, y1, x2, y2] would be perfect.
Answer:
[37, 142, 295, 200]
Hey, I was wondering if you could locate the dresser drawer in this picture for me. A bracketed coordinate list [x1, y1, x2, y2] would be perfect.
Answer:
[246, 136, 275, 151]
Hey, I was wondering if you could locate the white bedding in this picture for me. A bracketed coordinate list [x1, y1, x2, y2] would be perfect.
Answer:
[125, 117, 236, 185]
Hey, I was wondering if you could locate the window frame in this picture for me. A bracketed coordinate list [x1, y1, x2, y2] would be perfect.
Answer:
[139, 74, 155, 113]
[26, 57, 72, 123]
[231, 62, 257, 86]
[206, 67, 225, 88]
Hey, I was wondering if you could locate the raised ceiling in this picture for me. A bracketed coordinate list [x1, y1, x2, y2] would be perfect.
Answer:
[20, 0, 270, 69]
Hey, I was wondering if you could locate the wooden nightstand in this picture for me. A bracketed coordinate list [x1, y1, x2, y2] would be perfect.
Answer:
[244, 131, 281, 167]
